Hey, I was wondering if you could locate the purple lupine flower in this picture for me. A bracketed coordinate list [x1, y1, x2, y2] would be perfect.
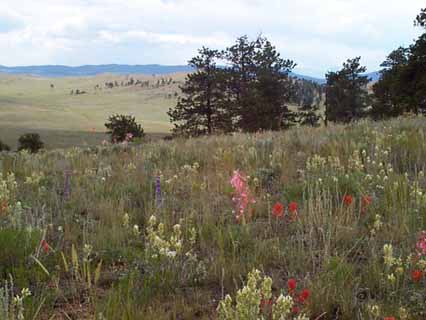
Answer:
[155, 175, 162, 208]
[63, 170, 72, 200]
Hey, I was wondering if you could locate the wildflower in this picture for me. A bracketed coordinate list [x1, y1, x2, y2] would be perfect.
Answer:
[41, 239, 49, 253]
[122, 213, 130, 228]
[288, 201, 298, 221]
[292, 306, 300, 314]
[411, 269, 422, 282]
[368, 305, 380, 317]
[384, 317, 396, 320]
[361, 195, 372, 214]
[343, 194, 353, 206]
[125, 132, 134, 142]
[133, 224, 141, 236]
[399, 307, 409, 320]
[155, 176, 162, 208]
[63, 170, 72, 200]
[288, 201, 298, 213]
[298, 289, 310, 304]
[387, 273, 396, 284]
[416, 231, 426, 256]
[383, 244, 394, 267]
[288, 278, 297, 293]
[272, 202, 284, 218]
[230, 170, 255, 221]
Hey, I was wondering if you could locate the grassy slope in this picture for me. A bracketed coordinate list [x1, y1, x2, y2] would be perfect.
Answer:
[0, 73, 186, 148]
[1, 117, 426, 319]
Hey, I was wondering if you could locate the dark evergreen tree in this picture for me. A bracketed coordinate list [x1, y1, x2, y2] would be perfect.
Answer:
[371, 47, 410, 119]
[325, 57, 369, 124]
[168, 47, 231, 136]
[372, 7, 426, 118]
[224, 35, 297, 131]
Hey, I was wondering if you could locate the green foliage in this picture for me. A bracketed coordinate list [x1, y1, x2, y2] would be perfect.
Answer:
[169, 35, 298, 136]
[168, 48, 232, 136]
[325, 57, 370, 124]
[372, 7, 426, 119]
[0, 229, 44, 286]
[17, 133, 44, 153]
[0, 140, 11, 152]
[105, 114, 145, 143]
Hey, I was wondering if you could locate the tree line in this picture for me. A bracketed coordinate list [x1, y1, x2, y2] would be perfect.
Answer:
[167, 36, 322, 136]
[168, 7, 426, 136]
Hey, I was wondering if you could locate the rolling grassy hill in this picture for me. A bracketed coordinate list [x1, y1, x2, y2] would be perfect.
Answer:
[0, 73, 186, 149]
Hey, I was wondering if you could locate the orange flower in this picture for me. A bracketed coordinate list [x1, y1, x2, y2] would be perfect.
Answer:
[343, 195, 353, 206]
[412, 269, 422, 282]
[272, 202, 284, 218]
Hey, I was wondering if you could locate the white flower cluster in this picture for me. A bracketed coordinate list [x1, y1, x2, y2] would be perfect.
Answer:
[218, 269, 307, 320]
[146, 215, 183, 259]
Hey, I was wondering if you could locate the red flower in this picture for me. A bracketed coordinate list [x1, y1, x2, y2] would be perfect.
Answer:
[412, 269, 422, 282]
[292, 306, 300, 314]
[343, 195, 353, 206]
[41, 239, 49, 253]
[272, 202, 284, 218]
[298, 288, 310, 303]
[288, 201, 298, 213]
[288, 278, 297, 292]
[384, 317, 396, 320]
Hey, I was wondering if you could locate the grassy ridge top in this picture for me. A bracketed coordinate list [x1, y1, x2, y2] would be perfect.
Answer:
[1, 117, 426, 318]
[0, 73, 187, 148]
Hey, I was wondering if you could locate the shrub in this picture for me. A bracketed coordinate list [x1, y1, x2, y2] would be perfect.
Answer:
[0, 140, 10, 152]
[17, 133, 44, 153]
[105, 114, 145, 143]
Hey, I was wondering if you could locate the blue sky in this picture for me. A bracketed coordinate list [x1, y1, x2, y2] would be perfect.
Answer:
[0, 0, 424, 77]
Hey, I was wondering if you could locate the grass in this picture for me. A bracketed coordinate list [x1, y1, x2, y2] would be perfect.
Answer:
[0, 73, 185, 148]
[1, 116, 426, 319]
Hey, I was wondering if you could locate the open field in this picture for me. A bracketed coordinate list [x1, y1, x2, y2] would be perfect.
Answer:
[1, 117, 426, 319]
[0, 73, 185, 148]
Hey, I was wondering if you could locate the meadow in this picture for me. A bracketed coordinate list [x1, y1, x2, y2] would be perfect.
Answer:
[1, 117, 426, 319]
[0, 73, 184, 148]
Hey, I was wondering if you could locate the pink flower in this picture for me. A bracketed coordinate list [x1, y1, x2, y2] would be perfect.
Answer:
[416, 231, 426, 256]
[230, 171, 255, 221]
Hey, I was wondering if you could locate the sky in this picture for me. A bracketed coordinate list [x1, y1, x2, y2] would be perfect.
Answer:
[0, 0, 424, 77]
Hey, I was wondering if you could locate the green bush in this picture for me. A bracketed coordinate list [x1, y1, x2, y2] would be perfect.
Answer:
[105, 114, 145, 143]
[0, 140, 10, 152]
[17, 133, 44, 153]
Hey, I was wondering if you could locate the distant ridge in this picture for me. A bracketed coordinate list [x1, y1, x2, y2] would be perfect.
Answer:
[0, 64, 380, 84]
[0, 64, 195, 77]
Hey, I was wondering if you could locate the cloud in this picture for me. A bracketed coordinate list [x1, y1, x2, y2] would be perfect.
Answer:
[0, 0, 424, 76]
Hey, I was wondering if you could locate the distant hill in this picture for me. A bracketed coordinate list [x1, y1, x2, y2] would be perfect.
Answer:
[0, 64, 194, 77]
[0, 64, 381, 84]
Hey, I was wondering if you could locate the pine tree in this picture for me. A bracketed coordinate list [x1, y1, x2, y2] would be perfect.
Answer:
[325, 57, 369, 124]
[372, 7, 426, 118]
[224, 35, 297, 131]
[168, 47, 231, 136]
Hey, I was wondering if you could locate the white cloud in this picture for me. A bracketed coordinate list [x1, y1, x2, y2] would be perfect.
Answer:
[0, 0, 424, 76]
